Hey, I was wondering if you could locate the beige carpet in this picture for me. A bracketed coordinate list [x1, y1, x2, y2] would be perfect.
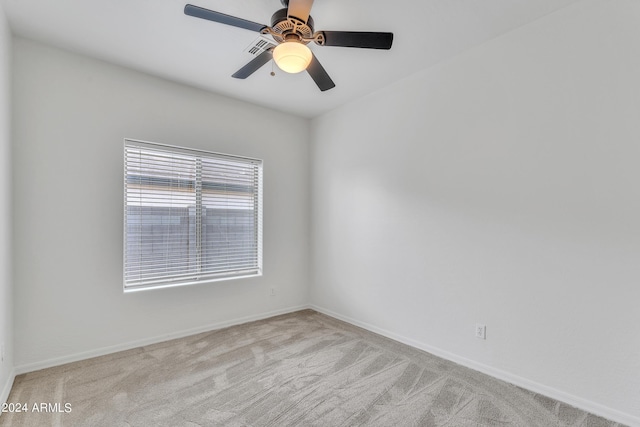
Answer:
[0, 310, 624, 426]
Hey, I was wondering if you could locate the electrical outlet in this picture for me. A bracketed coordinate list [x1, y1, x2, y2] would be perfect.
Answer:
[475, 324, 486, 340]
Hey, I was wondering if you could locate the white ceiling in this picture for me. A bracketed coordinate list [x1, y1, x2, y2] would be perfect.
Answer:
[1, 0, 582, 118]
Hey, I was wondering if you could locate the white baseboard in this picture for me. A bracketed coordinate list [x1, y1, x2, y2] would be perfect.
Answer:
[0, 369, 16, 409]
[14, 305, 310, 376]
[310, 304, 640, 427]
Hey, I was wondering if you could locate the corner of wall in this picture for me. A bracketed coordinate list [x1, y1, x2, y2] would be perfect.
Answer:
[0, 370, 15, 408]
[0, 0, 14, 407]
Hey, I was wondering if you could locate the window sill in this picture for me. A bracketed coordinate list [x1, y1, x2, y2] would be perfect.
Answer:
[123, 272, 263, 293]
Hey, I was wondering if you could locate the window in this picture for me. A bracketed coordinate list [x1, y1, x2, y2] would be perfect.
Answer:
[124, 139, 263, 292]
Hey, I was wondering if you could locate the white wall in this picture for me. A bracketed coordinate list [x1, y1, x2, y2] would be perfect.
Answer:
[310, 0, 640, 424]
[12, 38, 310, 370]
[0, 2, 13, 404]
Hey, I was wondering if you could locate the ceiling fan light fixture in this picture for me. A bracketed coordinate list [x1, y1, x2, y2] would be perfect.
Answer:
[273, 41, 312, 74]
[184, 2, 393, 91]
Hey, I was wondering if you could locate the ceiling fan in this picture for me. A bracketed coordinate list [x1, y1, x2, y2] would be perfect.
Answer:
[184, 0, 394, 91]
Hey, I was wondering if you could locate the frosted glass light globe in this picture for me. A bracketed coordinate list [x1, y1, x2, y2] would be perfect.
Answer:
[273, 42, 312, 74]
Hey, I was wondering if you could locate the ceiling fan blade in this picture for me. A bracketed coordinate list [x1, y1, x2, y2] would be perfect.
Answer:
[184, 4, 267, 33]
[320, 31, 393, 49]
[307, 53, 335, 91]
[287, 0, 314, 23]
[232, 50, 273, 79]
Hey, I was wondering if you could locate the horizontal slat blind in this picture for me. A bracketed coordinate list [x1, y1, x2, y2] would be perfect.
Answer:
[124, 139, 262, 291]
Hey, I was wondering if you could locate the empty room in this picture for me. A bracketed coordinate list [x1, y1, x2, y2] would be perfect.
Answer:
[0, 0, 639, 426]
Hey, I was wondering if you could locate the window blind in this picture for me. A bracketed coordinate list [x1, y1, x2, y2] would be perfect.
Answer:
[124, 139, 262, 291]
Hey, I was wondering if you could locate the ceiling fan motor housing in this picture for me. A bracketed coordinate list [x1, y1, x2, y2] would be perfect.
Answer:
[270, 8, 314, 44]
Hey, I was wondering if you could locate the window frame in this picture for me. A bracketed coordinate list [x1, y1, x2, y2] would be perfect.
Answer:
[123, 138, 263, 292]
